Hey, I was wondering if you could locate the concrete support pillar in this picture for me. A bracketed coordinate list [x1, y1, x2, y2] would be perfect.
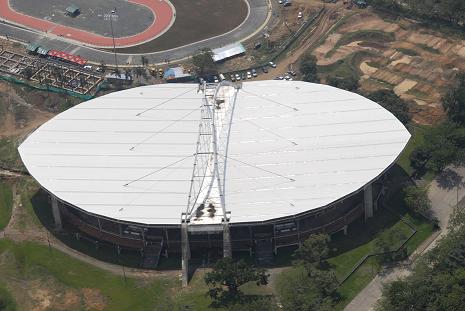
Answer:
[364, 183, 373, 220]
[343, 225, 348, 235]
[51, 195, 62, 230]
[223, 222, 232, 258]
[181, 223, 190, 287]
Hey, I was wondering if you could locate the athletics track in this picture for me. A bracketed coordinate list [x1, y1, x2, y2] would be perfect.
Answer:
[0, 0, 175, 48]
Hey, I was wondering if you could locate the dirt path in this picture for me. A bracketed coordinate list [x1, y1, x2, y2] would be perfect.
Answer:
[257, 6, 345, 80]
[344, 166, 465, 311]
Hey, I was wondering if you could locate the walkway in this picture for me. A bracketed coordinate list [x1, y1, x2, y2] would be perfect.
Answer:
[344, 166, 465, 311]
[0, 0, 174, 48]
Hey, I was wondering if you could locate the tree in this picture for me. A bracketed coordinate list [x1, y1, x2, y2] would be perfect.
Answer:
[367, 90, 411, 124]
[376, 204, 465, 311]
[140, 55, 149, 67]
[276, 266, 337, 311]
[294, 233, 330, 271]
[409, 146, 430, 173]
[327, 75, 359, 92]
[403, 185, 431, 217]
[191, 48, 216, 77]
[443, 72, 465, 125]
[299, 52, 319, 83]
[204, 257, 269, 305]
[22, 67, 33, 80]
[373, 227, 407, 263]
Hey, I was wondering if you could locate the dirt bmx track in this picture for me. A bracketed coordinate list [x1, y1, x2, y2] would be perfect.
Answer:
[0, 0, 174, 48]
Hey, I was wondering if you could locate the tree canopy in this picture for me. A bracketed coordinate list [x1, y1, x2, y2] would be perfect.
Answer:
[376, 207, 465, 311]
[277, 234, 339, 311]
[403, 185, 432, 217]
[410, 121, 465, 174]
[327, 75, 360, 92]
[369, 0, 465, 29]
[443, 73, 465, 125]
[204, 257, 268, 305]
[367, 90, 411, 124]
[300, 52, 319, 83]
[191, 48, 216, 77]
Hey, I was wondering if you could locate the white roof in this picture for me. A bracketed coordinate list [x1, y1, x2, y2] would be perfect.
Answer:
[19, 81, 410, 225]
[212, 43, 246, 62]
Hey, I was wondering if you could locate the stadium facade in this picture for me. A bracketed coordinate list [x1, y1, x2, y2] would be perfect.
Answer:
[19, 81, 410, 285]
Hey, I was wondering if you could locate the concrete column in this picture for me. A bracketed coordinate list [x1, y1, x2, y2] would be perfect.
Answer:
[181, 223, 190, 287]
[51, 195, 62, 230]
[364, 183, 373, 220]
[343, 225, 348, 235]
[223, 222, 232, 258]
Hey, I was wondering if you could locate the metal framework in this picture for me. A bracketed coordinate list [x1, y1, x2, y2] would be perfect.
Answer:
[182, 81, 241, 286]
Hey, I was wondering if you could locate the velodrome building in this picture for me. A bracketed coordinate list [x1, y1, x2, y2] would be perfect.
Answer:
[18, 81, 410, 285]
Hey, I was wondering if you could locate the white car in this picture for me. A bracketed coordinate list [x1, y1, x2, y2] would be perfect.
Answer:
[213, 76, 219, 83]
[235, 73, 241, 81]
[298, 12, 303, 19]
[247, 71, 252, 79]
[284, 75, 290, 80]
[269, 61, 277, 68]
[278, 0, 283, 4]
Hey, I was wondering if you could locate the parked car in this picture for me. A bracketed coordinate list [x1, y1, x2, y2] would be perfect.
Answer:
[252, 69, 258, 77]
[247, 71, 252, 79]
[219, 73, 225, 81]
[298, 11, 303, 19]
[83, 65, 92, 70]
[230, 74, 236, 82]
[284, 75, 291, 80]
[269, 61, 276, 68]
[235, 73, 241, 81]
[241, 72, 247, 80]
[262, 66, 268, 73]
[213, 76, 219, 83]
[288, 70, 297, 76]
[276, 76, 284, 80]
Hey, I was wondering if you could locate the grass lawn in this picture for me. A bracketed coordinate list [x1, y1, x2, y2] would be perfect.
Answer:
[0, 238, 227, 310]
[0, 181, 13, 230]
[0, 138, 23, 171]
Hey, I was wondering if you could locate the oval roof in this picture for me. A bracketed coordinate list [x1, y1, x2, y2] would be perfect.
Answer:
[19, 81, 410, 225]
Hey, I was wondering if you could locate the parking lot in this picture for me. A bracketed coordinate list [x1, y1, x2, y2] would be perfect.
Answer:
[0, 49, 103, 95]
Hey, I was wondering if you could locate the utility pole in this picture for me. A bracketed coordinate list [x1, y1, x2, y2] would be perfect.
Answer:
[105, 8, 119, 70]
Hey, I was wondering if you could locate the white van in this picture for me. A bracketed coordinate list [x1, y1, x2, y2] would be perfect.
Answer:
[219, 73, 225, 81]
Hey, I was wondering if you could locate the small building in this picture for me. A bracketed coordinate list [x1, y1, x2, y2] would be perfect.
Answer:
[65, 5, 80, 17]
[105, 73, 133, 84]
[36, 46, 50, 57]
[212, 43, 246, 62]
[26, 43, 40, 54]
[353, 0, 367, 8]
[163, 67, 193, 82]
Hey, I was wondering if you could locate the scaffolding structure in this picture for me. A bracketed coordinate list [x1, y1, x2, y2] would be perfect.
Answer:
[181, 81, 241, 286]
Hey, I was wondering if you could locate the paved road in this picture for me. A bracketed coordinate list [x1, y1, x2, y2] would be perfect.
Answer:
[344, 166, 465, 311]
[0, 0, 272, 65]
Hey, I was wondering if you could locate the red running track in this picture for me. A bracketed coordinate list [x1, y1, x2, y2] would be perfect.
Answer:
[0, 0, 175, 48]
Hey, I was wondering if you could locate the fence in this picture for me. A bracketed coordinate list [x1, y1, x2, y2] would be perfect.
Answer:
[0, 74, 102, 100]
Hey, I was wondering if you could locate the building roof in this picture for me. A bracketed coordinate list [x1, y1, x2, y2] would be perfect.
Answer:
[66, 5, 80, 14]
[47, 50, 87, 65]
[105, 73, 132, 81]
[18, 81, 410, 225]
[26, 43, 39, 52]
[37, 47, 50, 56]
[163, 67, 192, 80]
[212, 43, 246, 62]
